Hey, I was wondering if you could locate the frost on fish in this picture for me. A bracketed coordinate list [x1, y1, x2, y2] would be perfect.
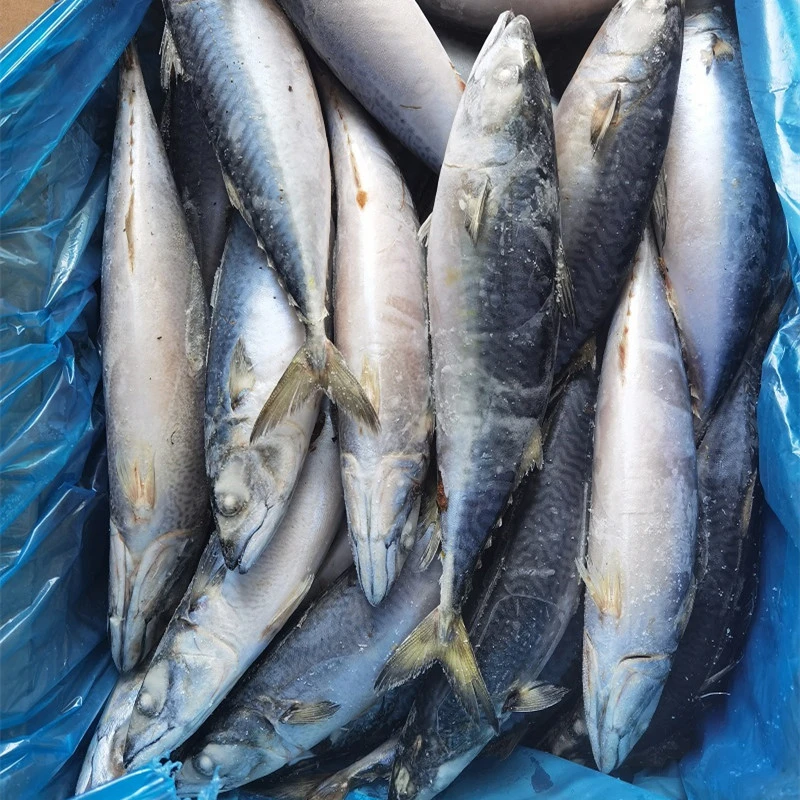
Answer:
[319, 72, 432, 606]
[102, 44, 210, 673]
[582, 229, 697, 773]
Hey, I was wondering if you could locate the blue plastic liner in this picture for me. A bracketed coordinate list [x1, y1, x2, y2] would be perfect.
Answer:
[0, 1, 796, 799]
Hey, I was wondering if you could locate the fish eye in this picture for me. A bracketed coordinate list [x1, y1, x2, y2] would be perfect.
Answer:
[194, 752, 216, 777]
[215, 492, 245, 517]
[492, 63, 520, 87]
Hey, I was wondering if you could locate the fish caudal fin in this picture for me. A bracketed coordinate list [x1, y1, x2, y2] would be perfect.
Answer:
[374, 607, 497, 729]
[251, 338, 379, 442]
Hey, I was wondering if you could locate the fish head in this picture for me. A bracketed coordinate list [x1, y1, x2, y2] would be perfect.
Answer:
[583, 629, 672, 773]
[601, 0, 684, 65]
[123, 615, 239, 769]
[108, 521, 204, 672]
[340, 452, 426, 605]
[211, 444, 290, 572]
[462, 13, 549, 144]
[176, 709, 302, 793]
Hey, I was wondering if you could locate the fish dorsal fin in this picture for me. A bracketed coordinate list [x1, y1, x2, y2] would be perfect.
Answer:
[590, 87, 622, 156]
[576, 556, 622, 619]
[701, 33, 735, 73]
[459, 174, 491, 246]
[555, 237, 575, 320]
[503, 681, 570, 713]
[116, 449, 156, 520]
[229, 337, 255, 410]
[417, 213, 433, 247]
[279, 699, 341, 725]
[159, 25, 183, 93]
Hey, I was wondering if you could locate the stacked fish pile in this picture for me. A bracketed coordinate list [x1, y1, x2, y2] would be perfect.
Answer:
[76, 0, 785, 797]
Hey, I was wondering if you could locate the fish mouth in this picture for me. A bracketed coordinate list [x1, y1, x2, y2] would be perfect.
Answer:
[583, 632, 672, 773]
[123, 716, 174, 770]
[216, 501, 272, 572]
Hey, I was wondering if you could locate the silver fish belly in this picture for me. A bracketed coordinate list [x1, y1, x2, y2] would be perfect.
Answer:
[102, 45, 210, 673]
[582, 228, 697, 773]
[320, 73, 432, 606]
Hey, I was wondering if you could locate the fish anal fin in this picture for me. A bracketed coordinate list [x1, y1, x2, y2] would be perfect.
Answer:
[503, 681, 570, 714]
[590, 87, 622, 155]
[279, 699, 341, 725]
[230, 337, 255, 410]
[374, 607, 498, 730]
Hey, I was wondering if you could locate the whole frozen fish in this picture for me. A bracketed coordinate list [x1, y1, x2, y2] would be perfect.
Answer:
[554, 0, 684, 372]
[162, 71, 231, 301]
[320, 73, 433, 606]
[205, 215, 321, 571]
[660, 7, 771, 427]
[124, 406, 343, 769]
[74, 666, 147, 794]
[419, 0, 617, 34]
[581, 228, 697, 774]
[163, 0, 378, 448]
[377, 12, 564, 724]
[389, 358, 597, 800]
[175, 529, 441, 793]
[102, 44, 210, 673]
[277, 0, 465, 171]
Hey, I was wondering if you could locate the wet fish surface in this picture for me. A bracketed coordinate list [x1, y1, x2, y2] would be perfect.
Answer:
[377, 12, 565, 723]
[418, 0, 617, 35]
[102, 44, 210, 673]
[660, 6, 771, 427]
[554, 0, 684, 371]
[581, 228, 697, 774]
[164, 0, 378, 455]
[205, 215, 320, 572]
[320, 72, 432, 606]
[123, 407, 342, 769]
[162, 70, 231, 301]
[278, 0, 465, 171]
[389, 358, 597, 800]
[176, 530, 441, 793]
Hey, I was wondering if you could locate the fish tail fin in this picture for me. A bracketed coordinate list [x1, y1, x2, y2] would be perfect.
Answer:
[251, 336, 379, 442]
[375, 607, 498, 729]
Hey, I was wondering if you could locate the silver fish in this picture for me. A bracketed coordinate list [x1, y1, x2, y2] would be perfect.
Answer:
[660, 7, 772, 426]
[163, 0, 378, 451]
[377, 12, 564, 724]
[205, 215, 321, 572]
[581, 228, 697, 773]
[74, 666, 147, 794]
[175, 530, 441, 793]
[123, 406, 343, 769]
[277, 0, 465, 171]
[418, 0, 617, 35]
[554, 0, 684, 372]
[320, 73, 433, 606]
[102, 45, 210, 673]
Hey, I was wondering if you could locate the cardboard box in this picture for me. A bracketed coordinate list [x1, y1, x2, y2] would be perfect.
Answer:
[1, 0, 54, 48]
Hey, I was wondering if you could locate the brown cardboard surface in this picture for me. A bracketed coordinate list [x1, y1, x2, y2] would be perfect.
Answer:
[1, 0, 55, 48]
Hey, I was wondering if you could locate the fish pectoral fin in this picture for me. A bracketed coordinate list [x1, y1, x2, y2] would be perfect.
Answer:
[515, 422, 544, 489]
[676, 577, 697, 638]
[116, 449, 156, 520]
[503, 681, 570, 714]
[460, 174, 491, 246]
[650, 168, 668, 258]
[278, 699, 341, 725]
[555, 237, 575, 320]
[417, 213, 433, 247]
[323, 339, 380, 432]
[576, 556, 622, 619]
[359, 355, 381, 418]
[701, 34, 735, 72]
[159, 24, 184, 92]
[590, 87, 622, 155]
[230, 337, 256, 410]
[374, 607, 498, 730]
